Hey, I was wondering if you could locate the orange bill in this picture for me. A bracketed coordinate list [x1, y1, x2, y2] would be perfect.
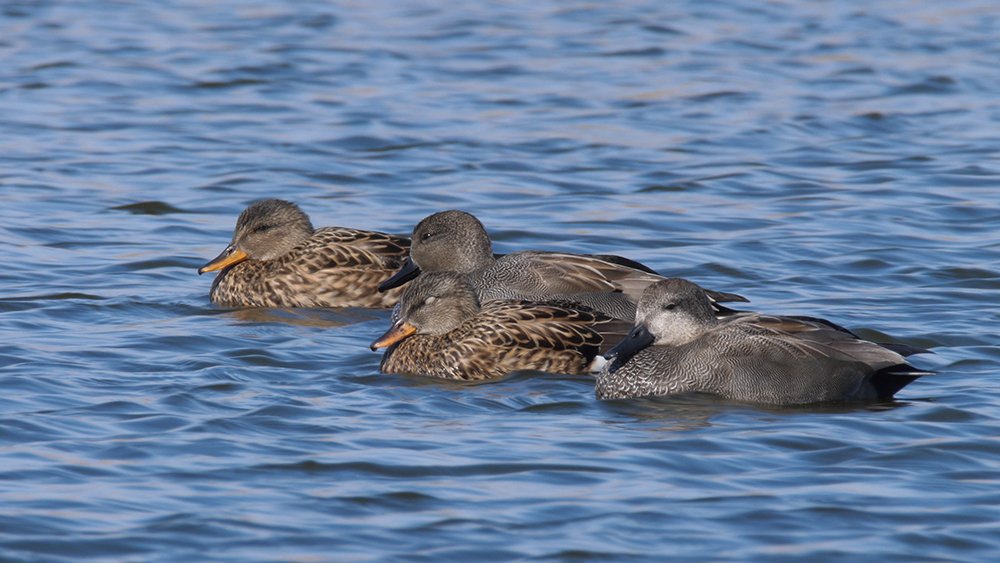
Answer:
[370, 321, 417, 351]
[198, 245, 249, 274]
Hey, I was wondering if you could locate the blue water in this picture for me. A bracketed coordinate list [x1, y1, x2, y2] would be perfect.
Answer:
[2, 0, 999, 559]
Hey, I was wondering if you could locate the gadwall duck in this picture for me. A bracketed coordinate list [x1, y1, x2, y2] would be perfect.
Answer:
[199, 199, 409, 308]
[378, 210, 747, 321]
[370, 272, 630, 380]
[596, 278, 932, 404]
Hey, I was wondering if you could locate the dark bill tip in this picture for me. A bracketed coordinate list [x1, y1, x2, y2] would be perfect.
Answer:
[602, 324, 655, 365]
[370, 321, 417, 351]
[378, 257, 421, 292]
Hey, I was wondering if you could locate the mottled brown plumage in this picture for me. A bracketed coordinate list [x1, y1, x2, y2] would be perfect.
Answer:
[199, 199, 409, 308]
[371, 272, 628, 380]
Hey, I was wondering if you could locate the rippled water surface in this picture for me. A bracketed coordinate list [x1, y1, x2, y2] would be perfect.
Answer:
[3, 0, 1000, 559]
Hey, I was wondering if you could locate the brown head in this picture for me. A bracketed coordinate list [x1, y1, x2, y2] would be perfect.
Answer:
[198, 199, 315, 274]
[370, 271, 481, 350]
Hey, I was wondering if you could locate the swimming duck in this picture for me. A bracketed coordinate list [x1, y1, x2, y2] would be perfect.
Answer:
[370, 271, 631, 380]
[198, 199, 409, 308]
[377, 210, 747, 321]
[596, 278, 932, 404]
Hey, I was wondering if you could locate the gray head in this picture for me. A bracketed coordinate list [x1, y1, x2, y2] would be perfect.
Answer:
[603, 278, 717, 365]
[199, 199, 314, 274]
[410, 210, 494, 275]
[370, 272, 481, 349]
[636, 278, 718, 346]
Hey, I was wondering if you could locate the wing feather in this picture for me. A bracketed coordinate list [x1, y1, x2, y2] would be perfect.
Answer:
[730, 314, 908, 369]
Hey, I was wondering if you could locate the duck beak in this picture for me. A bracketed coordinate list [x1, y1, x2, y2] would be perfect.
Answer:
[378, 257, 420, 292]
[198, 244, 249, 274]
[603, 324, 655, 364]
[370, 320, 417, 351]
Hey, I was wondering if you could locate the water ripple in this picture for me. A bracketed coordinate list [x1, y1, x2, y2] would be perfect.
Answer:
[1, 0, 999, 560]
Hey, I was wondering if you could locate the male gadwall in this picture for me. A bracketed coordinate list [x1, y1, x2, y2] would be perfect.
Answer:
[199, 199, 409, 308]
[597, 278, 932, 404]
[378, 210, 746, 321]
[370, 271, 631, 380]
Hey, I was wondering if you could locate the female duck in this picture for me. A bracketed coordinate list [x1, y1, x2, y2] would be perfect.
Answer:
[370, 272, 629, 380]
[199, 199, 409, 308]
[597, 278, 931, 404]
[378, 210, 747, 321]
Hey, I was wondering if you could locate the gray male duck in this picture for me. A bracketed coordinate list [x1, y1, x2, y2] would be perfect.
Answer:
[597, 278, 932, 404]
[378, 210, 747, 321]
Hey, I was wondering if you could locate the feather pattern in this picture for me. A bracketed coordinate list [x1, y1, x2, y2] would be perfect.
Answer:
[202, 200, 409, 308]
[380, 300, 613, 380]
[374, 272, 629, 380]
[211, 228, 409, 308]
[596, 279, 931, 404]
[390, 210, 748, 321]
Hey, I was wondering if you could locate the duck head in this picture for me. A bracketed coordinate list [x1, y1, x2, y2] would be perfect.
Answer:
[371, 271, 481, 350]
[377, 210, 493, 291]
[199, 199, 314, 274]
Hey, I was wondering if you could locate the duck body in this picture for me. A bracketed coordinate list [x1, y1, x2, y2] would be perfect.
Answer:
[471, 250, 746, 321]
[378, 210, 747, 321]
[380, 299, 613, 380]
[371, 272, 628, 380]
[210, 227, 409, 308]
[199, 199, 409, 308]
[597, 279, 931, 404]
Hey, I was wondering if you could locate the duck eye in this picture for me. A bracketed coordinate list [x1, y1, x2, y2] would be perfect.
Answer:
[424, 296, 437, 305]
[252, 224, 274, 234]
[663, 303, 677, 311]
[420, 231, 433, 241]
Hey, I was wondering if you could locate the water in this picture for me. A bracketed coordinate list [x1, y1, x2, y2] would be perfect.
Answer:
[2, 0, 999, 559]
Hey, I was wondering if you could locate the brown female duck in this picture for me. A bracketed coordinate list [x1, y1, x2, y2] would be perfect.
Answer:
[198, 199, 409, 308]
[370, 271, 630, 380]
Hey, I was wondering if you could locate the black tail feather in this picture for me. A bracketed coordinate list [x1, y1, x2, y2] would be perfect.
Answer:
[879, 342, 933, 357]
[712, 302, 749, 317]
[590, 254, 660, 275]
[706, 288, 750, 304]
[870, 363, 934, 399]
[785, 315, 859, 337]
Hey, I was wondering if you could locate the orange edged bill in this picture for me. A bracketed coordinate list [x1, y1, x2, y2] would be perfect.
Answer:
[198, 245, 249, 274]
[370, 321, 417, 351]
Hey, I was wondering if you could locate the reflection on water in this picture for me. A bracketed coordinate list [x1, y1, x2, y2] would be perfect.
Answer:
[2, 0, 999, 560]
[223, 307, 384, 328]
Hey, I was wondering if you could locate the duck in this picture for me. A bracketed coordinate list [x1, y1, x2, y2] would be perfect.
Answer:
[377, 210, 747, 321]
[370, 271, 632, 380]
[198, 199, 409, 308]
[596, 278, 932, 404]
